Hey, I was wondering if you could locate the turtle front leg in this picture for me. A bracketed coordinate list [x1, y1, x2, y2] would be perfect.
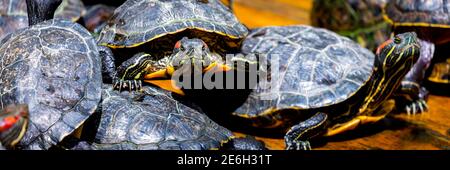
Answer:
[397, 84, 429, 115]
[113, 53, 167, 92]
[285, 112, 328, 150]
[396, 40, 434, 115]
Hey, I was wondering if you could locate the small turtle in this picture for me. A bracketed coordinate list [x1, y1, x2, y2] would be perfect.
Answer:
[232, 26, 419, 150]
[97, 0, 248, 95]
[383, 0, 450, 114]
[311, 0, 391, 51]
[0, 0, 102, 149]
[0, 0, 86, 39]
[0, 104, 28, 149]
[69, 85, 264, 150]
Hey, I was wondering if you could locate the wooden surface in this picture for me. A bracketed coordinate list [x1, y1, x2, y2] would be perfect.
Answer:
[230, 0, 450, 150]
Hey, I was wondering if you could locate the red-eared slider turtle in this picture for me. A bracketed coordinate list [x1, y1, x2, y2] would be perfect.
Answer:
[311, 0, 390, 51]
[69, 85, 265, 150]
[97, 0, 248, 95]
[384, 0, 450, 114]
[0, 0, 102, 149]
[233, 26, 420, 150]
[0, 0, 85, 39]
[0, 104, 28, 149]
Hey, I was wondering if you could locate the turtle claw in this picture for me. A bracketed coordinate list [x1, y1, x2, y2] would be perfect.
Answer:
[285, 140, 311, 150]
[404, 99, 428, 115]
[113, 79, 143, 92]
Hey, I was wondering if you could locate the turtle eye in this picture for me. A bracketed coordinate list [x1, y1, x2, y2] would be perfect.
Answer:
[394, 36, 401, 44]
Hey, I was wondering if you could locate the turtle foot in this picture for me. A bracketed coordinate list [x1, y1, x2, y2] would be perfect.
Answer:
[404, 99, 428, 115]
[113, 79, 143, 92]
[285, 139, 311, 150]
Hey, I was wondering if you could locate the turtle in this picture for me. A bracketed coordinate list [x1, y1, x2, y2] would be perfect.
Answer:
[311, 0, 391, 51]
[0, 0, 86, 39]
[0, 0, 102, 149]
[230, 26, 420, 150]
[67, 85, 265, 150]
[97, 0, 248, 95]
[383, 0, 450, 114]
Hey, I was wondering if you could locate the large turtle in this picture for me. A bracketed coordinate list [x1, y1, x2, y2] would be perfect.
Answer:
[97, 0, 248, 95]
[0, 0, 102, 149]
[230, 26, 420, 150]
[0, 0, 86, 39]
[67, 85, 265, 150]
[311, 0, 390, 51]
[383, 0, 450, 113]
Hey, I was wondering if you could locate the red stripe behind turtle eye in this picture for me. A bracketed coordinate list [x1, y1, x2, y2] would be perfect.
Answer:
[376, 39, 393, 55]
[0, 116, 19, 132]
[174, 41, 181, 49]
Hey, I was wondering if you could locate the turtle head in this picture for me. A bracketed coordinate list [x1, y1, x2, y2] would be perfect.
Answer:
[376, 32, 420, 70]
[170, 37, 230, 73]
[361, 32, 420, 114]
[0, 104, 29, 149]
[171, 37, 213, 71]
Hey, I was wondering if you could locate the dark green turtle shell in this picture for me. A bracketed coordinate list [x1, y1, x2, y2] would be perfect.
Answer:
[384, 0, 450, 27]
[235, 25, 375, 118]
[97, 0, 247, 49]
[311, 0, 390, 51]
[0, 0, 86, 39]
[86, 85, 233, 150]
[0, 19, 102, 150]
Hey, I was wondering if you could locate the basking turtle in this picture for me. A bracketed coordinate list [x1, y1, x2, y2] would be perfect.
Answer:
[97, 0, 248, 95]
[0, 104, 28, 149]
[311, 0, 390, 51]
[232, 26, 420, 150]
[383, 0, 450, 114]
[0, 0, 86, 39]
[69, 85, 264, 150]
[0, 0, 102, 149]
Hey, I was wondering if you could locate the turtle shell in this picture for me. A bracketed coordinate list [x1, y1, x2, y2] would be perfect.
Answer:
[0, 19, 102, 150]
[97, 0, 247, 50]
[384, 0, 450, 27]
[0, 0, 86, 39]
[235, 25, 375, 117]
[89, 85, 233, 150]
